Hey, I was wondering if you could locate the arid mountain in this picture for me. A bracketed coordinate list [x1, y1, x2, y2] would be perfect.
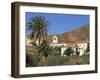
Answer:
[46, 24, 89, 43]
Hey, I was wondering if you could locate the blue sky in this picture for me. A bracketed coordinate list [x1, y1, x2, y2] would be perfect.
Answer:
[26, 12, 89, 35]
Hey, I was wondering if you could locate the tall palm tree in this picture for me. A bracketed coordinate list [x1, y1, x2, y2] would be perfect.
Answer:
[27, 16, 49, 46]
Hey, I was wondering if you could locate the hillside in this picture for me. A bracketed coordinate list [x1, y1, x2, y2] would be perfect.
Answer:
[47, 24, 89, 43]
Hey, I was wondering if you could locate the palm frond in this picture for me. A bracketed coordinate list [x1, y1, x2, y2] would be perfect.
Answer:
[26, 16, 49, 46]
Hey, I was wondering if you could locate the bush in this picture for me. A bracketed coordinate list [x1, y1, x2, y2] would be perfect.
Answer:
[81, 54, 89, 64]
[26, 53, 89, 67]
[39, 40, 51, 58]
[26, 53, 40, 67]
[64, 47, 74, 56]
[50, 47, 61, 56]
[63, 54, 89, 65]
[46, 55, 68, 66]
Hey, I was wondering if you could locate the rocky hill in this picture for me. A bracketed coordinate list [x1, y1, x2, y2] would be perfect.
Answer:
[46, 24, 89, 43]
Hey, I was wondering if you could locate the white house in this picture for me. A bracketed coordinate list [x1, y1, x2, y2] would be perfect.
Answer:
[76, 43, 88, 56]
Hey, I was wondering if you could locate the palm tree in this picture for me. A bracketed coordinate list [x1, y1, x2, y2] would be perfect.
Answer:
[27, 16, 49, 46]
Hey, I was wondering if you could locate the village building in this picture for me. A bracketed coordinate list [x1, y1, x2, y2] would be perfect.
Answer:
[26, 35, 89, 56]
[50, 35, 88, 56]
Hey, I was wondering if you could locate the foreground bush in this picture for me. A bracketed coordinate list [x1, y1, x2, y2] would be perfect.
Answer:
[26, 53, 40, 67]
[65, 54, 89, 65]
[26, 53, 89, 67]
[46, 55, 68, 66]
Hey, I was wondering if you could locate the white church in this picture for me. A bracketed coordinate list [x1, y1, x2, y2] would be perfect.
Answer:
[50, 35, 67, 47]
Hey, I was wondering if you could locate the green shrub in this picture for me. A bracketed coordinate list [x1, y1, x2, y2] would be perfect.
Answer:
[26, 53, 89, 67]
[51, 47, 61, 56]
[46, 55, 68, 66]
[39, 40, 52, 58]
[64, 54, 89, 65]
[26, 53, 40, 67]
[64, 47, 74, 56]
[81, 54, 89, 64]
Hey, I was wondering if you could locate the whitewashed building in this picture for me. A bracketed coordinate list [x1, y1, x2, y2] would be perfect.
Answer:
[50, 35, 88, 56]
[26, 35, 89, 56]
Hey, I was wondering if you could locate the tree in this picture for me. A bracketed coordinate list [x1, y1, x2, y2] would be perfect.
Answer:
[64, 47, 74, 56]
[39, 40, 52, 61]
[27, 16, 49, 46]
